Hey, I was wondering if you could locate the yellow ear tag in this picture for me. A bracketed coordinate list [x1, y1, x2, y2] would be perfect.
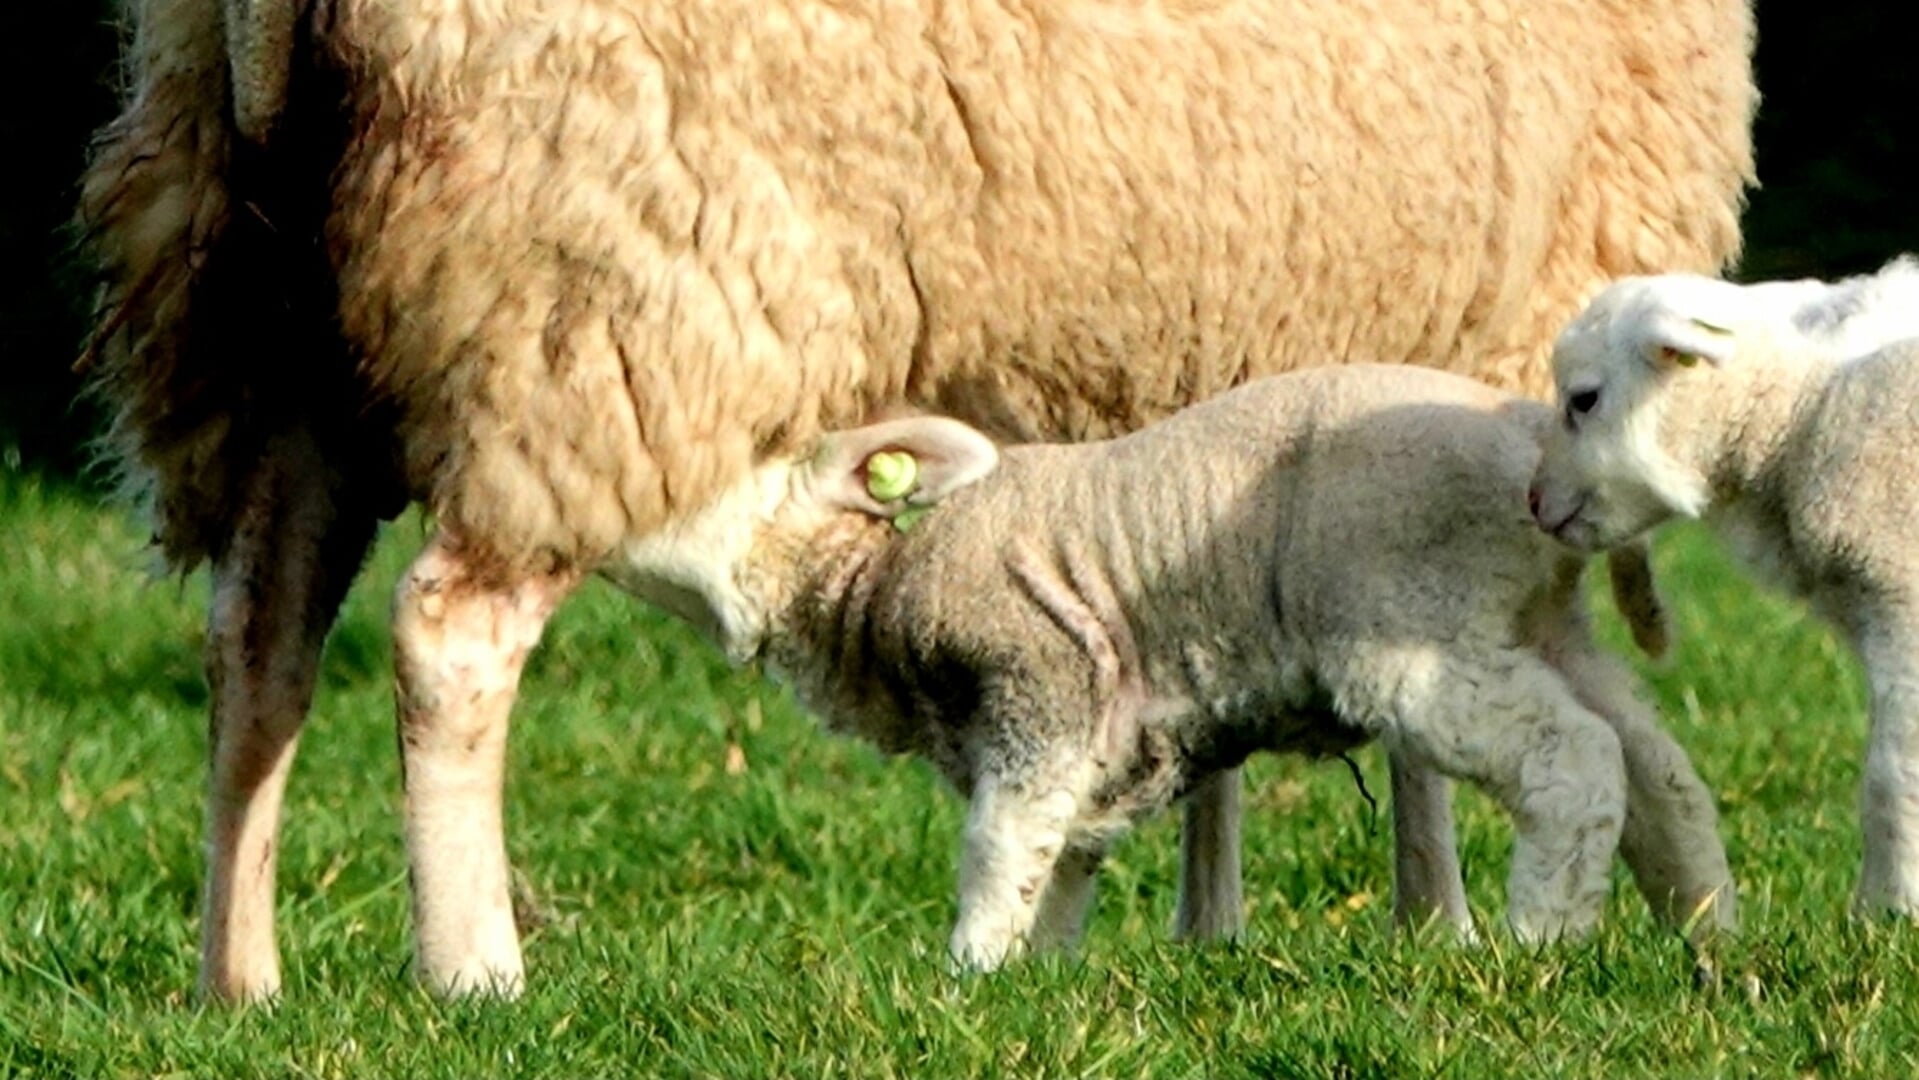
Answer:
[865, 451, 919, 502]
[893, 506, 932, 533]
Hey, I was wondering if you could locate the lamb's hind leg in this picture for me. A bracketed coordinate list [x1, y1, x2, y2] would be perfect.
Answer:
[1175, 749, 1472, 945]
[1855, 621, 1919, 916]
[1388, 750, 1476, 940]
[1174, 769, 1244, 941]
[1548, 638, 1736, 936]
[201, 428, 378, 1003]
[392, 532, 580, 996]
[1341, 646, 1628, 943]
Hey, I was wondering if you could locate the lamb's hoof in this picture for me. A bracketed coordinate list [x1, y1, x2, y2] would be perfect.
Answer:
[1508, 910, 1598, 948]
[946, 933, 1025, 974]
[1689, 950, 1719, 993]
[1848, 885, 1919, 922]
[421, 962, 527, 1002]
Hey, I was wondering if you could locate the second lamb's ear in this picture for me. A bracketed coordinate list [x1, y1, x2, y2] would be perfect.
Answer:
[1624, 282, 1740, 370]
[1639, 310, 1735, 369]
[807, 416, 1000, 519]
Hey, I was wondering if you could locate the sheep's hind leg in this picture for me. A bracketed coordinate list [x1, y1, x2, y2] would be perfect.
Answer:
[1388, 749, 1476, 941]
[1856, 622, 1919, 917]
[1174, 769, 1245, 941]
[1343, 646, 1627, 944]
[201, 428, 378, 1003]
[392, 532, 580, 997]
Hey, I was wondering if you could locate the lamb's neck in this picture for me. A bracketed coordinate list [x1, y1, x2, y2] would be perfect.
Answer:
[1696, 362, 1826, 509]
[761, 523, 920, 748]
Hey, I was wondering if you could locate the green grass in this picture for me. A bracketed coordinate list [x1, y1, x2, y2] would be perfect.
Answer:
[2, 465, 1915, 1079]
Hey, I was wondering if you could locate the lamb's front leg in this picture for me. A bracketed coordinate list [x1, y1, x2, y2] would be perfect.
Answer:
[949, 773, 1083, 971]
[392, 531, 581, 996]
[1030, 844, 1107, 952]
[1339, 645, 1627, 943]
[1549, 638, 1736, 935]
[1857, 624, 1919, 916]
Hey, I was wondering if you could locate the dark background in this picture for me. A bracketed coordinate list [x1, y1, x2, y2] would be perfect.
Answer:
[5, 2, 1912, 481]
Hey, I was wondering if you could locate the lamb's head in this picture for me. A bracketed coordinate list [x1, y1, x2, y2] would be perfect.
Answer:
[609, 416, 999, 663]
[1526, 273, 1751, 551]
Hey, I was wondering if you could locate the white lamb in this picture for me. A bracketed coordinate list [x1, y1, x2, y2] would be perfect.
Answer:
[1529, 255, 1919, 916]
[613, 364, 1737, 968]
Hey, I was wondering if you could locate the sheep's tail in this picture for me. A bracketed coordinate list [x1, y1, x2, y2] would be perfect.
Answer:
[74, 0, 383, 571]
[1606, 540, 1671, 660]
[75, 0, 239, 568]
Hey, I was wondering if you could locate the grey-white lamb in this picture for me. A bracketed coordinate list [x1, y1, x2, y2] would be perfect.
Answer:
[613, 364, 1737, 967]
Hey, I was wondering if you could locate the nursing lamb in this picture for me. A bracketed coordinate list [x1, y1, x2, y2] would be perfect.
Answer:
[612, 363, 1739, 967]
[1529, 256, 1919, 917]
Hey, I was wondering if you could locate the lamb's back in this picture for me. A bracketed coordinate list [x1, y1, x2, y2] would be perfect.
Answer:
[1233, 367, 1557, 649]
[894, 365, 1553, 702]
[1780, 340, 1919, 596]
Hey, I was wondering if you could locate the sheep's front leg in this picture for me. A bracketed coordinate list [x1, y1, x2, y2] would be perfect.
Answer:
[1857, 626, 1919, 916]
[392, 532, 580, 997]
[201, 429, 377, 1003]
[1174, 769, 1245, 941]
[1388, 750, 1476, 940]
[949, 774, 1082, 971]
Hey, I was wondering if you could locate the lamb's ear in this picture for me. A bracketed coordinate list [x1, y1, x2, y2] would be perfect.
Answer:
[1627, 287, 1740, 370]
[1634, 312, 1742, 372]
[806, 417, 1000, 519]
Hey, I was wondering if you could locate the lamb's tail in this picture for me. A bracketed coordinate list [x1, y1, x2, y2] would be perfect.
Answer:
[1606, 539, 1671, 660]
[73, 0, 387, 571]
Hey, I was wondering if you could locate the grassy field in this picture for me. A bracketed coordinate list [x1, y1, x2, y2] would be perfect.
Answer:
[2, 465, 1915, 1079]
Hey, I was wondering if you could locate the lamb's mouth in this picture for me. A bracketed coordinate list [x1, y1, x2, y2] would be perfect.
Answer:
[1533, 495, 1591, 545]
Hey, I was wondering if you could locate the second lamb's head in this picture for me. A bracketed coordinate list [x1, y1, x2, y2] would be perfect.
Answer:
[610, 415, 1000, 664]
[1526, 272, 1782, 551]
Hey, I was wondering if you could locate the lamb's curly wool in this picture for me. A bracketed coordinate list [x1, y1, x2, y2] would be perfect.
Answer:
[73, 0, 1758, 1002]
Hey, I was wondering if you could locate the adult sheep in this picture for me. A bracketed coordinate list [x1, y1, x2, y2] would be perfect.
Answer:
[76, 0, 1756, 1003]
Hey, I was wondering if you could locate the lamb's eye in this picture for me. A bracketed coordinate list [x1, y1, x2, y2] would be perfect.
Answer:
[1565, 388, 1600, 425]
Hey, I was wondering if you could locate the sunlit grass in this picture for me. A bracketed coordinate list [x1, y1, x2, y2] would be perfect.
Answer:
[2, 468, 1913, 1078]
